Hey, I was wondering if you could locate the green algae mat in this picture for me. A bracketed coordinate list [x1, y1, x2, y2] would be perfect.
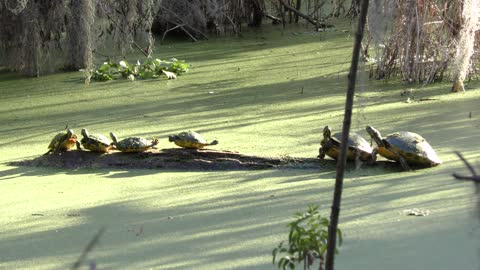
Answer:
[1, 23, 480, 270]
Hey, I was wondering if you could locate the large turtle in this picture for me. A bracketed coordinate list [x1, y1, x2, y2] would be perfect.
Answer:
[365, 126, 441, 170]
[318, 126, 374, 163]
[45, 128, 80, 155]
[168, 130, 218, 149]
[80, 128, 113, 153]
[110, 132, 159, 153]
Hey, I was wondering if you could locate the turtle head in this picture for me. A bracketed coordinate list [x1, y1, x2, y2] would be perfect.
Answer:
[365, 126, 384, 146]
[66, 129, 77, 143]
[81, 128, 89, 139]
[109, 132, 118, 145]
[168, 135, 178, 142]
[322, 126, 332, 139]
[66, 129, 74, 138]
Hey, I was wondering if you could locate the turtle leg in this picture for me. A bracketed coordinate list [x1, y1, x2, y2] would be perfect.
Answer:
[318, 147, 326, 159]
[367, 149, 377, 165]
[53, 145, 62, 155]
[76, 141, 82, 150]
[397, 155, 411, 171]
[390, 149, 411, 171]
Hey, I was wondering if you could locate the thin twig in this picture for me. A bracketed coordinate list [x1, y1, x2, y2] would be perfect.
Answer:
[71, 227, 106, 270]
[162, 24, 185, 42]
[105, 14, 149, 57]
[159, 4, 208, 40]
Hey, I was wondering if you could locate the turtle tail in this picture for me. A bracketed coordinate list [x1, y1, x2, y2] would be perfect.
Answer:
[209, 140, 219, 146]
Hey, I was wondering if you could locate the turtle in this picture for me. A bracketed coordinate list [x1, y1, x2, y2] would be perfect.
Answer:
[318, 126, 374, 163]
[168, 130, 218, 149]
[45, 128, 80, 155]
[109, 132, 159, 153]
[365, 125, 442, 170]
[80, 128, 114, 153]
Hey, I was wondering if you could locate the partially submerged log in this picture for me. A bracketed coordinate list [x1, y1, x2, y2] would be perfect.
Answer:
[8, 149, 320, 171]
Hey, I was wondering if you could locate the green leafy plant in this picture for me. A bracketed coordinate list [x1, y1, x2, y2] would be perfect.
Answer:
[81, 57, 189, 82]
[272, 205, 342, 270]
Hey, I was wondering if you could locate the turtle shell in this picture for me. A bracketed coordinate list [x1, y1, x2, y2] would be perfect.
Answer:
[115, 136, 158, 153]
[169, 131, 218, 149]
[46, 129, 78, 154]
[81, 129, 112, 153]
[321, 130, 373, 162]
[380, 131, 441, 167]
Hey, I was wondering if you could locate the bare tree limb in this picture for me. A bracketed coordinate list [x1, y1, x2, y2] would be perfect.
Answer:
[159, 4, 208, 41]
[265, 13, 282, 24]
[105, 14, 149, 57]
[162, 24, 184, 42]
[325, 0, 370, 269]
[277, 0, 318, 27]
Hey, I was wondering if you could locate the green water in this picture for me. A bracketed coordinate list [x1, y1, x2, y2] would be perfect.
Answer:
[0, 22, 479, 269]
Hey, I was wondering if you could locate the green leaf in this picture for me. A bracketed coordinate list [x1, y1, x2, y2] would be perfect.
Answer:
[98, 62, 112, 72]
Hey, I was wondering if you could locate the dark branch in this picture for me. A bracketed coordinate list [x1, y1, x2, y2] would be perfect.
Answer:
[277, 0, 318, 27]
[325, 0, 370, 269]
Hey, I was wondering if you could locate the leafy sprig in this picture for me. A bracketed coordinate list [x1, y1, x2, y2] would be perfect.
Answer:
[81, 57, 189, 82]
[272, 205, 342, 270]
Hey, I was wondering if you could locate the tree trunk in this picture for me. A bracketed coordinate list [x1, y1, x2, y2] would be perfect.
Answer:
[21, 1, 41, 77]
[324, 0, 370, 269]
[295, 0, 301, 23]
[451, 0, 478, 92]
[65, 0, 95, 71]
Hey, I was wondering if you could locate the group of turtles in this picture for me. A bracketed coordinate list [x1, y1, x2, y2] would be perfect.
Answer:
[46, 126, 441, 171]
[45, 128, 218, 155]
[318, 125, 442, 170]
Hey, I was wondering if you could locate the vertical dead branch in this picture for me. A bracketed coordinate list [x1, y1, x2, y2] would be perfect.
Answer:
[324, 0, 370, 269]
[295, 0, 301, 23]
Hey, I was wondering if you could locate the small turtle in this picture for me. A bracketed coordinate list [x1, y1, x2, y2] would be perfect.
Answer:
[318, 126, 374, 162]
[109, 132, 159, 153]
[45, 128, 80, 155]
[366, 126, 441, 170]
[80, 128, 113, 153]
[168, 131, 218, 149]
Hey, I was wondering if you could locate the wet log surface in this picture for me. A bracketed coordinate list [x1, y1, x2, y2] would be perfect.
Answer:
[8, 149, 322, 170]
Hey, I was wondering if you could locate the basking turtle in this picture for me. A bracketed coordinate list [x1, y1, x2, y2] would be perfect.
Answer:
[365, 126, 441, 170]
[318, 126, 374, 162]
[45, 128, 80, 155]
[168, 131, 218, 149]
[109, 132, 159, 153]
[80, 128, 113, 153]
